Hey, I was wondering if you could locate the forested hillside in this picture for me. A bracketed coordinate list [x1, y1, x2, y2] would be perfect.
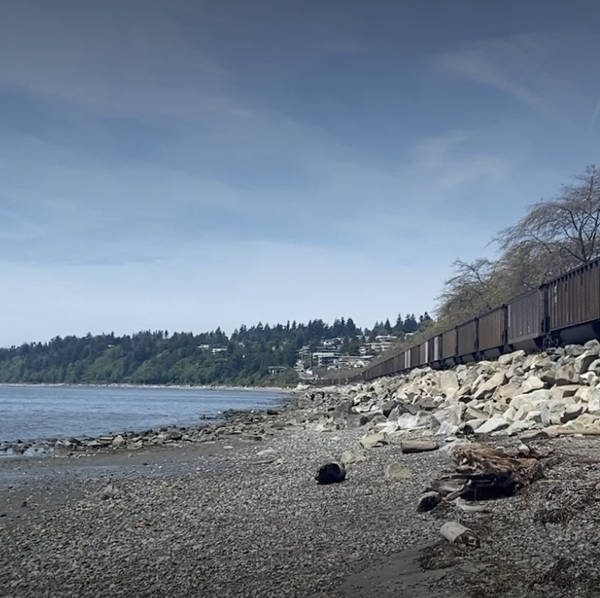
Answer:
[0, 316, 426, 386]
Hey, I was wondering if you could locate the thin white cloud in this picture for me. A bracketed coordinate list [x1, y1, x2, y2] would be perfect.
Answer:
[438, 34, 549, 113]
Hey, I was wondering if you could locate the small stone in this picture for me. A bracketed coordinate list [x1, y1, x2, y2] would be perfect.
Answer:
[384, 462, 411, 481]
[341, 449, 368, 464]
[100, 484, 120, 500]
[359, 432, 388, 449]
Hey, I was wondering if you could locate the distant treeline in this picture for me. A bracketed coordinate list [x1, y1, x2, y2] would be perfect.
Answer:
[0, 315, 430, 386]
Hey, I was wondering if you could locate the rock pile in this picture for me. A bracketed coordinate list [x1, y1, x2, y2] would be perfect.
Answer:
[329, 340, 600, 444]
[0, 410, 284, 458]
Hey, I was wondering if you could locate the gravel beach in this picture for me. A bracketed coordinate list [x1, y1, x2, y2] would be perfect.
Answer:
[2, 390, 600, 597]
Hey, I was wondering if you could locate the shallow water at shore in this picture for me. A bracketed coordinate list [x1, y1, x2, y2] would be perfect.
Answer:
[0, 384, 285, 443]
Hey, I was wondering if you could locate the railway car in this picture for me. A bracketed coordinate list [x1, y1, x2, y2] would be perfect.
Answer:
[506, 289, 544, 350]
[322, 255, 600, 385]
[478, 306, 506, 358]
[546, 259, 600, 345]
[456, 319, 478, 361]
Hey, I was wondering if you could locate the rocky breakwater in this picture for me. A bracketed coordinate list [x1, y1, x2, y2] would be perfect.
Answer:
[328, 339, 600, 446]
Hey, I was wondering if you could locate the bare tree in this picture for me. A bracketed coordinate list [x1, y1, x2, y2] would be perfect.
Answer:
[436, 258, 498, 324]
[435, 165, 600, 327]
[498, 165, 600, 273]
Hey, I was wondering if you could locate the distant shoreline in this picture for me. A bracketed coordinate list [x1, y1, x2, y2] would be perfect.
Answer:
[0, 382, 295, 393]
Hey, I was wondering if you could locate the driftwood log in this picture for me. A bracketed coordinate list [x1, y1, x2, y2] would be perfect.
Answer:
[401, 439, 439, 454]
[451, 444, 543, 500]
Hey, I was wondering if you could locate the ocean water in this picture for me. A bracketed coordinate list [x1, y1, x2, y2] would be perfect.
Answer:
[0, 385, 285, 442]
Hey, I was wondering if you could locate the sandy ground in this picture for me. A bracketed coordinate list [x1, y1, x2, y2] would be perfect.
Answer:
[2, 399, 600, 597]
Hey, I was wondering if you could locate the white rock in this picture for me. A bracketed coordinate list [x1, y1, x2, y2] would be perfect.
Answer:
[498, 350, 525, 366]
[341, 449, 368, 464]
[396, 413, 429, 430]
[474, 416, 509, 434]
[112, 435, 125, 448]
[519, 376, 545, 394]
[436, 421, 459, 436]
[575, 349, 600, 374]
[561, 403, 584, 423]
[555, 364, 580, 386]
[580, 372, 598, 386]
[359, 431, 388, 449]
[438, 370, 459, 392]
[473, 372, 507, 400]
[505, 420, 536, 436]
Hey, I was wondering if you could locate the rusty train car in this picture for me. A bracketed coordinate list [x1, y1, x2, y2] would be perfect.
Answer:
[329, 258, 600, 384]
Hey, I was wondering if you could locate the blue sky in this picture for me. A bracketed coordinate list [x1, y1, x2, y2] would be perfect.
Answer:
[1, 0, 599, 346]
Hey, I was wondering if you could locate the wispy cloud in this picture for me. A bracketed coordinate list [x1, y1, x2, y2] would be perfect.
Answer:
[438, 34, 549, 113]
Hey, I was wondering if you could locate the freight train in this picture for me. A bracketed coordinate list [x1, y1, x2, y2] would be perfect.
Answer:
[329, 257, 600, 384]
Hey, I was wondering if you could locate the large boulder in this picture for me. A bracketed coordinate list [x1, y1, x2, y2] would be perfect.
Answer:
[574, 348, 600, 374]
[565, 344, 585, 358]
[555, 364, 580, 386]
[474, 416, 509, 434]
[561, 403, 584, 423]
[518, 376, 545, 394]
[551, 385, 580, 401]
[472, 372, 506, 400]
[498, 350, 526, 366]
[439, 370, 459, 393]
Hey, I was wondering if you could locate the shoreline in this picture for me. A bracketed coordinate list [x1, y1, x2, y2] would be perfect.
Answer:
[0, 381, 296, 392]
[0, 386, 294, 455]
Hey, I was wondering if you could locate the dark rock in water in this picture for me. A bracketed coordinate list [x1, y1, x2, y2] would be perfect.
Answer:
[315, 462, 346, 485]
[266, 409, 279, 416]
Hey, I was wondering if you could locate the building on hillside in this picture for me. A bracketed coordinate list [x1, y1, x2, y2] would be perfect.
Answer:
[312, 351, 339, 367]
[336, 355, 373, 369]
[268, 365, 288, 375]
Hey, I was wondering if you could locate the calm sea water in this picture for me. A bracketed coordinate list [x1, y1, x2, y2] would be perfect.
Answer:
[0, 385, 285, 442]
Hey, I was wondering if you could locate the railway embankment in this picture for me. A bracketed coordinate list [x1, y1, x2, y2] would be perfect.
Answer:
[329, 339, 600, 442]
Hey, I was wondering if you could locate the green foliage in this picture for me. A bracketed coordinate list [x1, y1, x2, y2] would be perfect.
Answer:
[0, 318, 376, 386]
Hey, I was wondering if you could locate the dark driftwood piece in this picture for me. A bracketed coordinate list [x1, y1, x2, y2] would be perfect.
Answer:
[401, 440, 439, 454]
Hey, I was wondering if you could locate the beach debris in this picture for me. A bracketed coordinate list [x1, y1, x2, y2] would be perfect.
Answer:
[315, 462, 346, 484]
[451, 443, 543, 500]
[439, 521, 479, 548]
[401, 439, 438, 454]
